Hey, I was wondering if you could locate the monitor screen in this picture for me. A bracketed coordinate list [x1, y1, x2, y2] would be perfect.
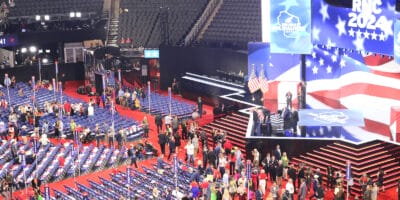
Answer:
[144, 49, 159, 58]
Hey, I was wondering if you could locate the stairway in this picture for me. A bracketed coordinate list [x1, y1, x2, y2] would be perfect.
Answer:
[290, 141, 400, 195]
[106, 18, 120, 47]
[200, 112, 249, 153]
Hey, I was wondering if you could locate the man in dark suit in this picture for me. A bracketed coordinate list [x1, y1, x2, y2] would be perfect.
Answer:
[274, 144, 282, 160]
[197, 97, 203, 118]
[155, 114, 163, 133]
[158, 132, 167, 155]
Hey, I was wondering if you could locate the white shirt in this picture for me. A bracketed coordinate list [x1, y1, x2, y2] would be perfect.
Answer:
[88, 105, 94, 116]
[286, 182, 294, 194]
[185, 143, 194, 155]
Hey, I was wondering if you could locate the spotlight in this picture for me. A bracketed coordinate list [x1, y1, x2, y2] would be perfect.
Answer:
[76, 12, 82, 18]
[70, 12, 75, 18]
[44, 15, 50, 21]
[45, 49, 51, 53]
[29, 46, 37, 53]
[35, 15, 41, 21]
[42, 58, 48, 64]
[38, 49, 43, 53]
[21, 47, 27, 53]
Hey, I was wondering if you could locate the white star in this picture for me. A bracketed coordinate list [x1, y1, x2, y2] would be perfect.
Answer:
[312, 27, 321, 41]
[326, 65, 332, 73]
[312, 52, 317, 58]
[340, 59, 346, 68]
[306, 60, 312, 67]
[279, 0, 299, 11]
[324, 50, 329, 56]
[335, 16, 347, 36]
[319, 58, 324, 66]
[379, 32, 386, 41]
[269, 62, 274, 67]
[319, 1, 330, 22]
[387, 2, 396, 11]
[363, 30, 370, 39]
[312, 66, 319, 74]
[371, 31, 378, 40]
[353, 37, 365, 51]
[327, 38, 336, 49]
[356, 29, 363, 38]
[381, 18, 393, 37]
[331, 54, 337, 62]
[348, 28, 355, 37]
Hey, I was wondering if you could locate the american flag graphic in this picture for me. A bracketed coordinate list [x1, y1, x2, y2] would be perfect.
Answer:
[259, 67, 269, 94]
[248, 64, 260, 93]
[305, 45, 400, 142]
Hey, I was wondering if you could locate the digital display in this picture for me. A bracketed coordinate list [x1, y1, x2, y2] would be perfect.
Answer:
[0, 35, 18, 48]
[144, 49, 159, 58]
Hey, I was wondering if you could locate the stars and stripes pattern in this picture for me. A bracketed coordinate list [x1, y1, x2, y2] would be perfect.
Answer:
[258, 67, 269, 94]
[248, 64, 260, 93]
[305, 45, 400, 143]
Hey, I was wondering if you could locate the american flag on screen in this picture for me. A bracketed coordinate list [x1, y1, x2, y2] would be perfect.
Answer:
[248, 64, 260, 93]
[305, 45, 400, 142]
[259, 67, 269, 94]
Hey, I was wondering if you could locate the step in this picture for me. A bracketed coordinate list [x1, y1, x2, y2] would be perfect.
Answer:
[316, 148, 392, 166]
[213, 120, 247, 132]
[207, 122, 245, 136]
[305, 152, 397, 172]
[219, 117, 247, 129]
[332, 142, 383, 154]
[328, 143, 385, 157]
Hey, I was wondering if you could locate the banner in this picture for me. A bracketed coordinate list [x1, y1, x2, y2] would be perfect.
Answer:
[270, 0, 312, 54]
[44, 184, 50, 199]
[173, 154, 178, 190]
[0, 35, 18, 48]
[394, 18, 400, 64]
[127, 167, 131, 185]
[346, 160, 352, 180]
[312, 0, 396, 55]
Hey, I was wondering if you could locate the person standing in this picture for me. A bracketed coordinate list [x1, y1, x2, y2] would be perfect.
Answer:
[197, 97, 203, 118]
[185, 140, 195, 165]
[158, 132, 167, 155]
[171, 116, 179, 134]
[155, 113, 163, 133]
[377, 168, 385, 192]
[285, 178, 294, 199]
[142, 116, 149, 138]
[270, 181, 279, 200]
[127, 144, 137, 168]
[285, 91, 292, 109]
[298, 178, 307, 200]
[167, 136, 176, 160]
[396, 179, 400, 200]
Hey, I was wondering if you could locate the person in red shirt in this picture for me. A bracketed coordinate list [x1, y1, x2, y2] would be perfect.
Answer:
[259, 169, 267, 195]
[58, 155, 65, 167]
[251, 169, 259, 191]
[64, 100, 71, 116]
[223, 140, 232, 156]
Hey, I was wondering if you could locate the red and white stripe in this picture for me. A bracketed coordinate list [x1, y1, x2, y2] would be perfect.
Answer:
[248, 77, 260, 93]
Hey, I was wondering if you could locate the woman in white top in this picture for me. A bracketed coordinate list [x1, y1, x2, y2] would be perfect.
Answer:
[40, 134, 50, 146]
[185, 140, 195, 165]
[192, 134, 199, 157]
[87, 104, 94, 116]
[218, 153, 227, 177]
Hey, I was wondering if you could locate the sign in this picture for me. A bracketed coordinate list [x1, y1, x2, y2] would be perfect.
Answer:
[144, 49, 159, 58]
[312, 0, 395, 55]
[270, 0, 312, 54]
[298, 109, 365, 126]
[0, 35, 18, 48]
[44, 184, 50, 199]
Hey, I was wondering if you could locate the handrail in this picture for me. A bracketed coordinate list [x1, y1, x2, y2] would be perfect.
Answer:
[184, 0, 221, 45]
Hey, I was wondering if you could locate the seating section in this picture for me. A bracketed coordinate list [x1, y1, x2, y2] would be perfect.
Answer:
[8, 0, 104, 17]
[0, 140, 129, 192]
[200, 112, 248, 153]
[200, 0, 262, 47]
[139, 92, 196, 120]
[57, 160, 200, 199]
[290, 141, 400, 195]
[1, 82, 142, 141]
[119, 0, 207, 48]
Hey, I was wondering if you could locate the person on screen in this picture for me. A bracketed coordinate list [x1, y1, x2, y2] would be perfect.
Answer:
[286, 91, 293, 109]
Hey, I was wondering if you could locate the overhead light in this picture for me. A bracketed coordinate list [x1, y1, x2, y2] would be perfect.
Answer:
[76, 12, 82, 18]
[42, 58, 48, 64]
[44, 15, 50, 21]
[38, 49, 43, 53]
[45, 49, 51, 53]
[21, 47, 27, 53]
[29, 46, 37, 53]
[70, 12, 75, 18]
[35, 15, 41, 21]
